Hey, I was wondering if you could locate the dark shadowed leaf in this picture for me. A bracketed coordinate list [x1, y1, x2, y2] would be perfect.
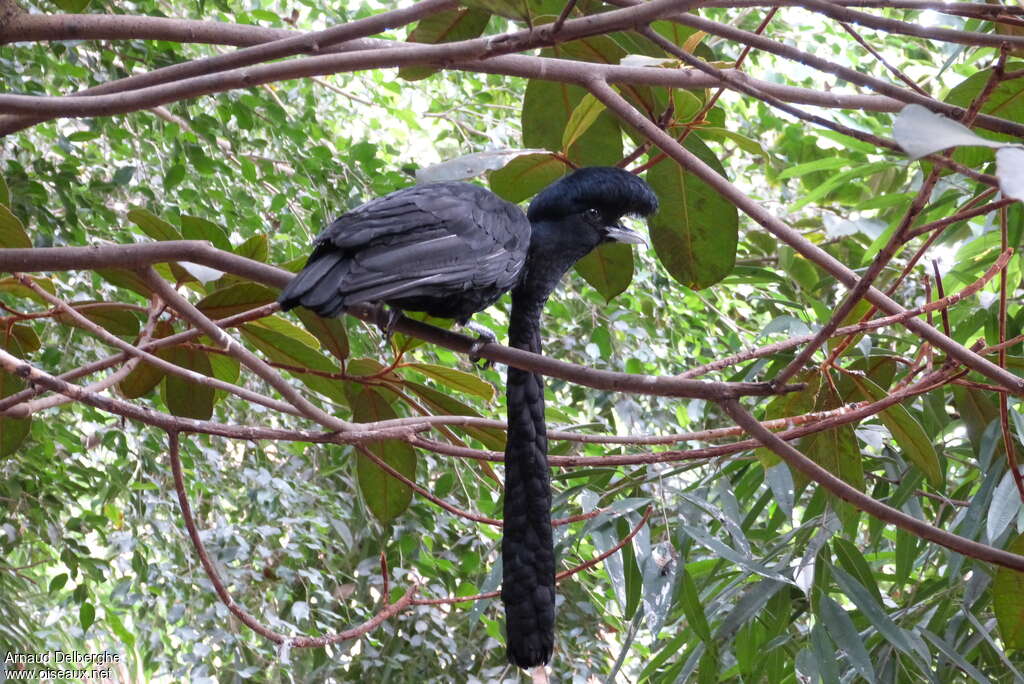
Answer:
[405, 380, 506, 450]
[56, 303, 141, 338]
[196, 283, 278, 319]
[160, 346, 215, 420]
[0, 333, 30, 456]
[994, 533, 1024, 649]
[296, 308, 349, 362]
[127, 208, 182, 242]
[349, 385, 416, 523]
[399, 7, 491, 81]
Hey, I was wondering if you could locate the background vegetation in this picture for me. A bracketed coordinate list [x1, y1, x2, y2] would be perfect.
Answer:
[3, 0, 1024, 681]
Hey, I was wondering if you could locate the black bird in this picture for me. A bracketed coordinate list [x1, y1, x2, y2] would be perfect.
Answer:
[501, 168, 657, 668]
[278, 167, 658, 668]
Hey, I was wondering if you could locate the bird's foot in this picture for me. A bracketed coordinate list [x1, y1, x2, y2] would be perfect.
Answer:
[462, 320, 497, 369]
[372, 304, 402, 343]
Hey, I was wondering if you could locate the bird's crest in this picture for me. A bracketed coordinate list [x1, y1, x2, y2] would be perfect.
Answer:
[526, 167, 659, 222]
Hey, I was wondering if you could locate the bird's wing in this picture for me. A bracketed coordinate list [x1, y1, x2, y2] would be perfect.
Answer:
[313, 182, 530, 304]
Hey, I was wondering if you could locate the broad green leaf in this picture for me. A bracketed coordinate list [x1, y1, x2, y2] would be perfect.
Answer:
[196, 282, 278, 319]
[245, 315, 321, 352]
[235, 233, 269, 263]
[676, 567, 712, 643]
[0, 334, 30, 456]
[994, 533, 1024, 649]
[160, 346, 215, 420]
[562, 93, 606, 152]
[841, 374, 942, 486]
[574, 241, 634, 302]
[403, 362, 494, 401]
[779, 157, 849, 180]
[488, 153, 569, 203]
[0, 205, 30, 248]
[645, 139, 738, 289]
[240, 321, 347, 403]
[616, 516, 642, 620]
[8, 325, 39, 353]
[119, 358, 165, 399]
[127, 208, 182, 242]
[296, 308, 349, 362]
[399, 8, 491, 81]
[953, 385, 1000, 456]
[522, 75, 623, 167]
[0, 275, 56, 303]
[56, 303, 141, 338]
[0, 175, 8, 207]
[404, 380, 506, 450]
[349, 385, 416, 524]
[54, 0, 90, 10]
[96, 269, 152, 297]
[181, 215, 231, 251]
[831, 538, 884, 605]
[831, 565, 914, 655]
[79, 601, 95, 633]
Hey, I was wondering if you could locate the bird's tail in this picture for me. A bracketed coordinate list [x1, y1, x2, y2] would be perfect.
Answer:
[502, 366, 556, 668]
[278, 249, 351, 317]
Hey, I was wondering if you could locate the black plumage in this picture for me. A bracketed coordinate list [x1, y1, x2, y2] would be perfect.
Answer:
[278, 167, 658, 669]
[501, 167, 657, 668]
[278, 182, 530, 322]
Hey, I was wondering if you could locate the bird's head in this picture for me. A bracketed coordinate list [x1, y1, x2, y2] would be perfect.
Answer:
[526, 167, 659, 255]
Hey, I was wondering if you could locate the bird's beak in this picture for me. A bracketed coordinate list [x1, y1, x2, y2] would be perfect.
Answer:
[604, 224, 647, 246]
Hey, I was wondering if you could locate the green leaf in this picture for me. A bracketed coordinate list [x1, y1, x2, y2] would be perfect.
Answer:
[403, 362, 495, 401]
[96, 269, 153, 297]
[404, 380, 506, 450]
[645, 140, 738, 290]
[562, 93, 607, 152]
[522, 76, 623, 167]
[112, 166, 136, 186]
[994, 533, 1024, 649]
[0, 175, 8, 207]
[79, 601, 95, 633]
[616, 516, 642, 620]
[349, 385, 416, 523]
[399, 8, 491, 80]
[127, 208, 182, 242]
[0, 333, 30, 457]
[0, 275, 56, 303]
[56, 303, 141, 338]
[196, 282, 278, 319]
[295, 308, 349, 362]
[0, 205, 31, 248]
[235, 233, 269, 263]
[181, 215, 231, 251]
[676, 567, 712, 643]
[240, 320, 348, 403]
[488, 153, 569, 204]
[819, 595, 877, 684]
[160, 346, 215, 420]
[575, 241, 635, 303]
[119, 358, 165, 399]
[841, 373, 942, 487]
[9, 324, 39, 353]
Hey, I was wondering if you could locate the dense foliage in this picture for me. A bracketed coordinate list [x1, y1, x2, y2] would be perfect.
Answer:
[3, 0, 1024, 681]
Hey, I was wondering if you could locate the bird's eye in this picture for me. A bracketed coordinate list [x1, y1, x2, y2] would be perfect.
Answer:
[584, 208, 602, 224]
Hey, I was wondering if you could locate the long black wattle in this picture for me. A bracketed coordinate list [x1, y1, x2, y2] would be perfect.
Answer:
[502, 290, 556, 668]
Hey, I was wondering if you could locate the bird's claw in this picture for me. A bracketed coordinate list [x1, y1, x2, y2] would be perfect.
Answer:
[373, 304, 402, 344]
[463, 321, 497, 369]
